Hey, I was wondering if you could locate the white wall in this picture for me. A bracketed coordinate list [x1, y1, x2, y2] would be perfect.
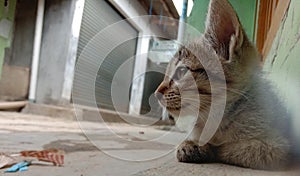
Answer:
[109, 0, 169, 115]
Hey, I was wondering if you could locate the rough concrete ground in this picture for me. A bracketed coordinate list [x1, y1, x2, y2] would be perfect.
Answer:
[0, 111, 299, 176]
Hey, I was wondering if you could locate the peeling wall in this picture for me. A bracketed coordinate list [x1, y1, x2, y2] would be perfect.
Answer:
[36, 0, 77, 104]
[0, 0, 16, 77]
[6, 0, 37, 67]
[264, 0, 300, 146]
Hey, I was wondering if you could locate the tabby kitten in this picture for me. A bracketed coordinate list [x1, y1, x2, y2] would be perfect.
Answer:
[155, 0, 291, 170]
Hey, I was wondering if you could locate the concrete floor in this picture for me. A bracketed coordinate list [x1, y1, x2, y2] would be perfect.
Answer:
[0, 111, 299, 176]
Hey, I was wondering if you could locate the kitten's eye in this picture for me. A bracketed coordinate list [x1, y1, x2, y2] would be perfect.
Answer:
[173, 66, 188, 80]
[194, 68, 206, 74]
[190, 68, 207, 78]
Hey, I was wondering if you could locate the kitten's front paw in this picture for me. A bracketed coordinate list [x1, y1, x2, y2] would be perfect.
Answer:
[176, 141, 213, 163]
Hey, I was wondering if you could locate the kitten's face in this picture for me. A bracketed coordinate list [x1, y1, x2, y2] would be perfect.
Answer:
[155, 0, 260, 119]
[155, 37, 259, 118]
[155, 39, 221, 117]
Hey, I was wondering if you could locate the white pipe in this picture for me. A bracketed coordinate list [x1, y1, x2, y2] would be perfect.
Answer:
[29, 0, 45, 102]
[0, 101, 28, 110]
[177, 0, 188, 43]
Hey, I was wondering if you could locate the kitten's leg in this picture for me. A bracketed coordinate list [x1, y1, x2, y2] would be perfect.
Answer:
[217, 139, 289, 170]
[176, 140, 215, 163]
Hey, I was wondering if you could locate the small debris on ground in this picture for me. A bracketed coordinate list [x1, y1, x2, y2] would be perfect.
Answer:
[0, 149, 65, 173]
[5, 161, 30, 173]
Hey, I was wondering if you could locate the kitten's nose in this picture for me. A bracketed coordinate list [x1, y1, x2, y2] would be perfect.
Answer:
[155, 91, 163, 100]
[155, 82, 167, 100]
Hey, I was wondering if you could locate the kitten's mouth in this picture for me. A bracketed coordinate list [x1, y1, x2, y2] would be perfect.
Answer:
[165, 103, 189, 111]
[156, 92, 190, 111]
[181, 103, 190, 109]
[166, 106, 180, 111]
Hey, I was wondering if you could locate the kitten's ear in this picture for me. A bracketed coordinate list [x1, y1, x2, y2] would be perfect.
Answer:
[204, 0, 244, 61]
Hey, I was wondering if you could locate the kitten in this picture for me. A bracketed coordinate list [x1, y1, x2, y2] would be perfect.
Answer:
[155, 0, 291, 170]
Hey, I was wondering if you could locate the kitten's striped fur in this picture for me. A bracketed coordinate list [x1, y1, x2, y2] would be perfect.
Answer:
[155, 0, 291, 170]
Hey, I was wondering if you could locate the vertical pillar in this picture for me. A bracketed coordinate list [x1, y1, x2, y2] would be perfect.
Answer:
[61, 0, 85, 102]
[129, 34, 150, 115]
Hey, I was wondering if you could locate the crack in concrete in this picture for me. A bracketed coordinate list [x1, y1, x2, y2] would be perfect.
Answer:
[280, 35, 300, 68]
[271, 15, 287, 67]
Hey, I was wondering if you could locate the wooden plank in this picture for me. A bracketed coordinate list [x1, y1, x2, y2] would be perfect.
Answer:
[256, 0, 270, 54]
[262, 0, 291, 60]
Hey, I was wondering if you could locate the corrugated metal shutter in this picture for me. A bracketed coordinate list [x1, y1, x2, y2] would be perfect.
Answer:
[75, 0, 138, 112]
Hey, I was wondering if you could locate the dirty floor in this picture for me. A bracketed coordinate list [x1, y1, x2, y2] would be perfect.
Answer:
[0, 112, 299, 176]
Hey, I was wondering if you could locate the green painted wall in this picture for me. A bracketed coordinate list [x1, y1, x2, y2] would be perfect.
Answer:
[187, 0, 257, 41]
[0, 0, 16, 78]
[263, 0, 300, 143]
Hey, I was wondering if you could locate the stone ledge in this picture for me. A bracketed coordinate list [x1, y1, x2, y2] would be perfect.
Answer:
[21, 103, 174, 126]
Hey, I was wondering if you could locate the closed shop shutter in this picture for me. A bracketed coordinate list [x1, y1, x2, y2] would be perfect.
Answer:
[74, 0, 138, 112]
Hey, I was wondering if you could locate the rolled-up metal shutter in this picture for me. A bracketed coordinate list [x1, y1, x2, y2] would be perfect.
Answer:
[75, 0, 138, 112]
